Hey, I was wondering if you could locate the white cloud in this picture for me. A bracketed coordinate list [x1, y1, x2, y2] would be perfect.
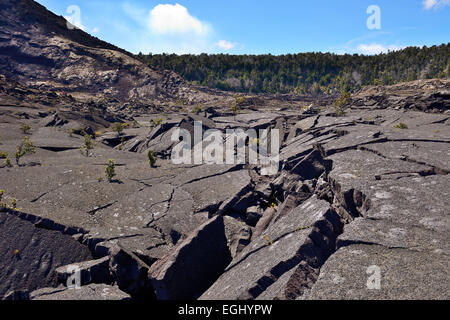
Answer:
[121, 2, 239, 54]
[357, 43, 404, 55]
[423, 0, 450, 10]
[92, 27, 99, 33]
[216, 40, 237, 50]
[149, 4, 211, 36]
[424, 0, 437, 9]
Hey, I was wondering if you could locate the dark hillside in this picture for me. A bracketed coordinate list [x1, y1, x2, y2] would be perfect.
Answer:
[0, 0, 130, 55]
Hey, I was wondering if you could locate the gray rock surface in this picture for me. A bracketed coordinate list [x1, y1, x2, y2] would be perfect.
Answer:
[304, 244, 449, 300]
[30, 284, 130, 300]
[55, 256, 112, 287]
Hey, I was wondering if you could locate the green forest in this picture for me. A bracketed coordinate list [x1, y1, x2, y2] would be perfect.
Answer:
[136, 43, 450, 95]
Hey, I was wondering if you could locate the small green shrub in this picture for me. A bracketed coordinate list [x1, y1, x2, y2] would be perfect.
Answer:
[0, 191, 17, 209]
[10, 197, 16, 209]
[4, 156, 12, 167]
[112, 122, 129, 135]
[394, 122, 408, 129]
[231, 94, 246, 115]
[112, 121, 121, 132]
[334, 91, 351, 116]
[147, 150, 157, 168]
[15, 136, 36, 165]
[116, 137, 125, 151]
[68, 128, 75, 137]
[105, 159, 116, 182]
[192, 104, 203, 114]
[80, 134, 94, 157]
[152, 118, 163, 126]
[231, 101, 239, 115]
[234, 94, 247, 105]
[0, 151, 8, 159]
[19, 124, 32, 134]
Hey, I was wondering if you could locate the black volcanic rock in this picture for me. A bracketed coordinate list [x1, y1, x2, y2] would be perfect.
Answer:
[0, 211, 92, 297]
[149, 215, 231, 300]
[108, 245, 155, 300]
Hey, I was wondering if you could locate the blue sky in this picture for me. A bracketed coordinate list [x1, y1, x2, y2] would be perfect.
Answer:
[36, 0, 450, 55]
